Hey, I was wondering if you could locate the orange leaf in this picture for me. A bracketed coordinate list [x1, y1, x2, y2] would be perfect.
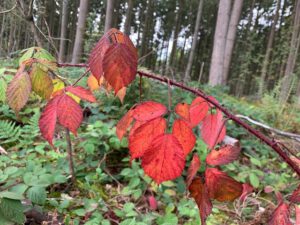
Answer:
[116, 109, 134, 140]
[87, 74, 100, 91]
[57, 94, 83, 136]
[205, 168, 243, 202]
[206, 144, 240, 166]
[188, 177, 212, 225]
[39, 96, 60, 146]
[268, 202, 292, 225]
[175, 102, 190, 121]
[6, 68, 32, 113]
[186, 153, 201, 187]
[129, 117, 166, 159]
[189, 97, 210, 127]
[142, 134, 185, 184]
[201, 109, 226, 149]
[65, 86, 96, 103]
[172, 119, 196, 156]
[116, 87, 126, 103]
[133, 101, 168, 121]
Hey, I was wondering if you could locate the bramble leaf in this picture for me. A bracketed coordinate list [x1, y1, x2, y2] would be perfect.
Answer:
[188, 177, 212, 225]
[205, 168, 242, 202]
[290, 184, 300, 203]
[186, 153, 201, 187]
[172, 119, 196, 156]
[129, 117, 166, 159]
[189, 97, 210, 127]
[133, 101, 168, 121]
[142, 134, 185, 184]
[268, 202, 292, 225]
[65, 86, 96, 103]
[175, 102, 190, 121]
[201, 109, 226, 149]
[116, 109, 134, 140]
[30, 64, 53, 99]
[206, 144, 240, 166]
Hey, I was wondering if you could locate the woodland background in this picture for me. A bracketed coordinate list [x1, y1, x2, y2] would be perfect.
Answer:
[0, 0, 300, 224]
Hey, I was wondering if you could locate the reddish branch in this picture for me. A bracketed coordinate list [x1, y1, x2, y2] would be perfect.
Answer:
[57, 63, 300, 177]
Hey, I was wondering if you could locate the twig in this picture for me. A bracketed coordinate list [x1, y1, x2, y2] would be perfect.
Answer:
[72, 68, 91, 86]
[0, 1, 17, 14]
[236, 114, 300, 142]
[65, 128, 76, 184]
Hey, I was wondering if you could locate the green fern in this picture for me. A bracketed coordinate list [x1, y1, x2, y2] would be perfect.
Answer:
[0, 120, 21, 145]
[19, 110, 40, 147]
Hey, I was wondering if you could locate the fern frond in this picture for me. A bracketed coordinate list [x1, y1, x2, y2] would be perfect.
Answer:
[0, 120, 21, 144]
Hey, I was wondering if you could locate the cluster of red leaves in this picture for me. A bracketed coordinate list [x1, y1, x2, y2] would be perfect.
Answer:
[116, 97, 250, 224]
[39, 86, 96, 146]
[88, 28, 138, 94]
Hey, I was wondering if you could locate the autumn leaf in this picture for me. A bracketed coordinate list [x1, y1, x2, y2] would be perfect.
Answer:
[129, 120, 146, 136]
[57, 94, 83, 136]
[65, 86, 96, 103]
[116, 87, 126, 103]
[141, 134, 185, 184]
[133, 101, 168, 121]
[189, 97, 210, 127]
[186, 153, 201, 187]
[290, 184, 300, 203]
[148, 195, 158, 211]
[239, 183, 253, 202]
[39, 96, 60, 146]
[206, 144, 240, 166]
[175, 102, 190, 121]
[296, 205, 300, 225]
[129, 117, 166, 159]
[30, 64, 53, 99]
[188, 177, 212, 225]
[116, 109, 134, 140]
[205, 168, 243, 202]
[6, 68, 32, 113]
[87, 74, 100, 91]
[268, 202, 292, 225]
[201, 109, 226, 149]
[172, 119, 196, 156]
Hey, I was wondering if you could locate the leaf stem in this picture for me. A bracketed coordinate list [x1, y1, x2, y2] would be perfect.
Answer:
[65, 128, 76, 184]
[71, 68, 91, 86]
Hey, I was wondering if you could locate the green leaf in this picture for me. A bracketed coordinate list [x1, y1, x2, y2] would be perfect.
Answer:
[26, 186, 47, 205]
[0, 191, 24, 200]
[250, 157, 262, 167]
[249, 173, 260, 188]
[0, 78, 7, 102]
[30, 65, 53, 99]
[4, 166, 18, 175]
[0, 198, 25, 224]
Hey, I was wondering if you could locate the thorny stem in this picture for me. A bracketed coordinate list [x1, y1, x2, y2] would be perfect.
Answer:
[139, 75, 142, 102]
[65, 128, 76, 184]
[56, 63, 300, 177]
[72, 68, 91, 86]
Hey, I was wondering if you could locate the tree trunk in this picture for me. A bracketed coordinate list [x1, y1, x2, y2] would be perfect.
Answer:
[208, 0, 232, 86]
[59, 0, 69, 62]
[71, 0, 89, 64]
[169, 0, 184, 69]
[124, 0, 134, 35]
[184, 0, 204, 82]
[258, 0, 280, 98]
[140, 0, 153, 57]
[279, 0, 300, 103]
[222, 0, 244, 85]
[104, 0, 114, 33]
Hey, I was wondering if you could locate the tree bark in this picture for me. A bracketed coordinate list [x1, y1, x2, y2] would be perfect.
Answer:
[124, 0, 134, 35]
[59, 0, 69, 62]
[140, 0, 153, 57]
[279, 0, 300, 103]
[184, 0, 204, 82]
[258, 0, 280, 98]
[222, 0, 244, 85]
[208, 0, 232, 86]
[104, 0, 114, 33]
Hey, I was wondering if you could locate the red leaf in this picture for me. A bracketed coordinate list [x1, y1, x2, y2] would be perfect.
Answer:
[129, 120, 146, 136]
[116, 109, 134, 140]
[103, 43, 137, 93]
[133, 101, 168, 121]
[148, 195, 158, 211]
[129, 117, 166, 159]
[296, 205, 300, 225]
[186, 153, 201, 187]
[142, 134, 185, 184]
[205, 168, 243, 202]
[39, 96, 60, 146]
[57, 94, 83, 136]
[206, 144, 240, 166]
[239, 183, 253, 202]
[188, 177, 212, 225]
[290, 184, 300, 203]
[65, 86, 96, 102]
[201, 109, 226, 149]
[268, 202, 292, 225]
[175, 102, 190, 121]
[189, 97, 210, 127]
[172, 119, 196, 156]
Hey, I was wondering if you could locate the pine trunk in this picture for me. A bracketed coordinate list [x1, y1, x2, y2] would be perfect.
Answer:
[124, 0, 134, 35]
[104, 0, 114, 33]
[59, 0, 69, 62]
